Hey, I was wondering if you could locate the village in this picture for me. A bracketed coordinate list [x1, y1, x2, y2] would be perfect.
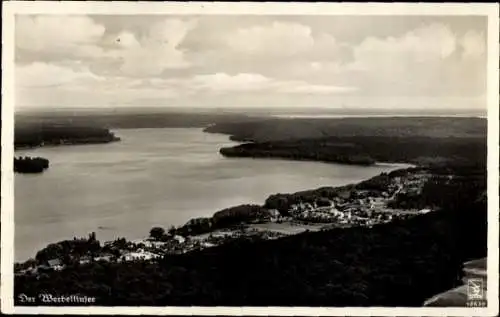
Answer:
[15, 169, 434, 276]
[14, 228, 287, 276]
[263, 168, 433, 227]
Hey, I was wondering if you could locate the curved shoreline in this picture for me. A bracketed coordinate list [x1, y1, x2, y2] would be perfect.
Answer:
[13, 126, 470, 265]
[208, 127, 417, 169]
[15, 159, 421, 265]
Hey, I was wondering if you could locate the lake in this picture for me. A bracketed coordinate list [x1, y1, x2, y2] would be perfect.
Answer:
[14, 128, 408, 261]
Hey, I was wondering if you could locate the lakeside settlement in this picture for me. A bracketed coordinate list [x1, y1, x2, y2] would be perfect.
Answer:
[14, 166, 435, 275]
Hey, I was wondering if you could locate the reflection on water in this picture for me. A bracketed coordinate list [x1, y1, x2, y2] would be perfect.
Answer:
[15, 128, 406, 261]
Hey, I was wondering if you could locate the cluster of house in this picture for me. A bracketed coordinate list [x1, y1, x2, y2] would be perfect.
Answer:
[391, 173, 431, 196]
[15, 226, 291, 277]
[116, 228, 286, 261]
[15, 258, 65, 276]
[280, 199, 394, 227]
[267, 171, 432, 227]
[16, 171, 434, 276]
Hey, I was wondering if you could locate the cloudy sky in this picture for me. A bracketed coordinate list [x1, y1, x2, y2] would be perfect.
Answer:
[15, 15, 487, 110]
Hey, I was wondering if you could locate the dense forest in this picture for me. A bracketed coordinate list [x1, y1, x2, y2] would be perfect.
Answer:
[214, 116, 486, 167]
[14, 124, 121, 149]
[169, 204, 270, 236]
[204, 116, 486, 142]
[220, 136, 485, 167]
[16, 113, 485, 143]
[14, 110, 258, 148]
[15, 111, 254, 131]
[14, 163, 486, 306]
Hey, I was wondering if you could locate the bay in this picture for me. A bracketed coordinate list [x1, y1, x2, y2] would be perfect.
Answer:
[14, 128, 408, 261]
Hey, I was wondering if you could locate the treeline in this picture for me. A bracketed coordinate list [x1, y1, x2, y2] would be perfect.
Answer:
[15, 111, 254, 130]
[204, 116, 486, 142]
[264, 185, 354, 215]
[389, 165, 486, 211]
[14, 156, 49, 173]
[220, 142, 376, 166]
[37, 233, 100, 264]
[15, 232, 102, 273]
[167, 204, 270, 237]
[219, 136, 486, 168]
[15, 124, 120, 149]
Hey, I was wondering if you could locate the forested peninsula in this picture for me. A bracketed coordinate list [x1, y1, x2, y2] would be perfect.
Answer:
[210, 116, 485, 167]
[218, 136, 485, 167]
[15, 124, 120, 150]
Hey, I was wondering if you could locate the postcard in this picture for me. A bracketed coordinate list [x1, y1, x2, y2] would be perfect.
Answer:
[1, 1, 499, 316]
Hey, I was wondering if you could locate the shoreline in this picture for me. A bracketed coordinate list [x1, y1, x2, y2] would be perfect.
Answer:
[14, 162, 411, 264]
[12, 124, 487, 306]
[15, 124, 482, 266]
[14, 137, 121, 151]
[14, 159, 425, 266]
[14, 127, 419, 264]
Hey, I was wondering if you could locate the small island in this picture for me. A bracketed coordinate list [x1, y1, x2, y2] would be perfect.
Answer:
[13, 124, 120, 173]
[14, 156, 50, 174]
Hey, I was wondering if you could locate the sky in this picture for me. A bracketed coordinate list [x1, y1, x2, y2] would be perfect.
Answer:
[14, 15, 487, 110]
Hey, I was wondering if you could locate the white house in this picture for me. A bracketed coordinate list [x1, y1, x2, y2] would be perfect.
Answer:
[173, 235, 186, 244]
[122, 251, 161, 262]
[201, 242, 216, 248]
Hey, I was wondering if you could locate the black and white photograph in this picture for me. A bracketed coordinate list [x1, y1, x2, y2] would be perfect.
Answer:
[1, 2, 499, 315]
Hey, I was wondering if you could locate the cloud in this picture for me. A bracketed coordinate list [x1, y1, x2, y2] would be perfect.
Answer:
[16, 15, 106, 60]
[197, 21, 483, 98]
[352, 23, 458, 70]
[16, 16, 197, 77]
[192, 73, 271, 92]
[14, 16, 487, 109]
[16, 62, 104, 88]
[460, 30, 486, 59]
[225, 22, 314, 56]
[15, 62, 181, 108]
[114, 31, 140, 48]
[335, 23, 486, 97]
[223, 21, 343, 61]
[108, 18, 198, 76]
[278, 82, 357, 94]
[189, 72, 357, 95]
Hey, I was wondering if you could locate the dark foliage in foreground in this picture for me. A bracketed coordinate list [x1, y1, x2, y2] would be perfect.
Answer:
[14, 167, 486, 306]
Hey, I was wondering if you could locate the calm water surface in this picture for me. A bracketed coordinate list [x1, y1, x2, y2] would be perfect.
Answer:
[15, 128, 407, 261]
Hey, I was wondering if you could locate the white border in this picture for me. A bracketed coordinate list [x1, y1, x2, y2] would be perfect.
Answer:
[1, 2, 499, 316]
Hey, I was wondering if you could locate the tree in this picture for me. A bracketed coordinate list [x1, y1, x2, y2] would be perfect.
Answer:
[168, 226, 177, 236]
[316, 197, 331, 207]
[149, 227, 165, 240]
